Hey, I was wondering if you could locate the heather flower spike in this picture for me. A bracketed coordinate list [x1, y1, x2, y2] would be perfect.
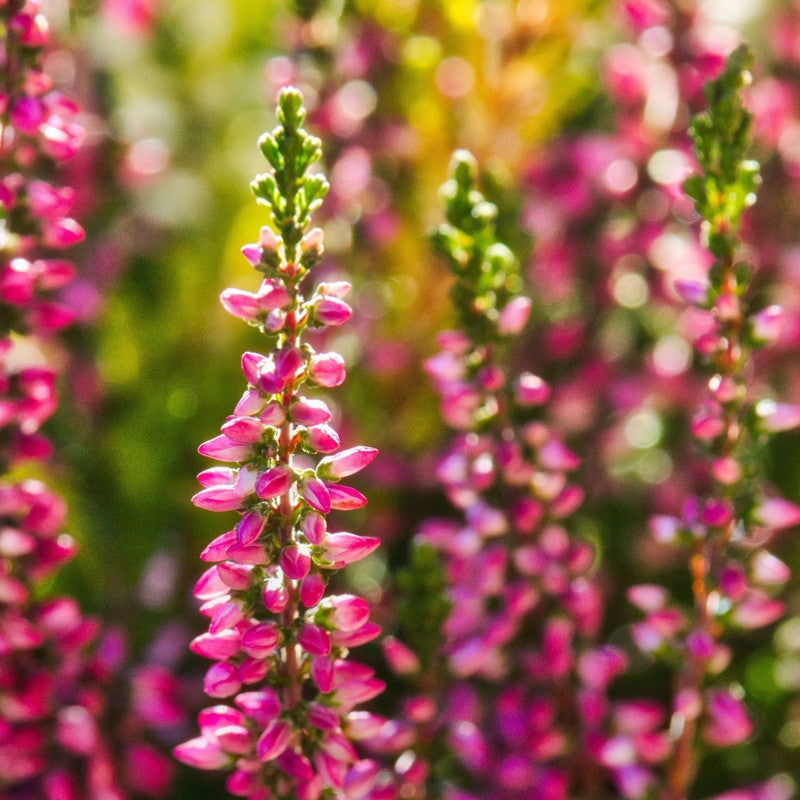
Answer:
[0, 4, 178, 797]
[632, 45, 797, 798]
[176, 87, 392, 799]
[388, 151, 611, 799]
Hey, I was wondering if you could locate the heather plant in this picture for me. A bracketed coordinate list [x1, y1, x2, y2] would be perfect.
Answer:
[174, 87, 396, 800]
[619, 45, 800, 800]
[382, 149, 615, 800]
[0, 3, 179, 796]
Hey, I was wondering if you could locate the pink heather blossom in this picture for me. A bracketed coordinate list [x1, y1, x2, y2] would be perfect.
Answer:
[176, 88, 392, 798]
[317, 446, 379, 480]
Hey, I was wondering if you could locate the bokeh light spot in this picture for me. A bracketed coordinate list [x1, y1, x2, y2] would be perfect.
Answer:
[435, 57, 475, 99]
[652, 334, 691, 377]
[603, 159, 638, 195]
[613, 272, 648, 308]
[625, 410, 662, 449]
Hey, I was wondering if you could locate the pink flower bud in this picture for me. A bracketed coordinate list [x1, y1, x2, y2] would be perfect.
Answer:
[173, 736, 229, 770]
[750, 304, 783, 344]
[193, 566, 228, 600]
[756, 400, 800, 432]
[691, 408, 725, 441]
[703, 689, 752, 746]
[217, 562, 255, 590]
[209, 601, 244, 633]
[197, 467, 237, 488]
[302, 477, 331, 514]
[275, 347, 303, 384]
[331, 677, 385, 709]
[715, 292, 740, 321]
[320, 594, 370, 632]
[685, 632, 715, 661]
[326, 483, 367, 510]
[237, 510, 265, 545]
[241, 244, 261, 265]
[235, 690, 281, 727]
[708, 374, 738, 403]
[613, 765, 655, 800]
[497, 296, 532, 335]
[191, 630, 242, 660]
[43, 218, 84, 248]
[255, 465, 293, 499]
[754, 498, 800, 530]
[515, 373, 550, 406]
[712, 456, 741, 485]
[538, 438, 580, 471]
[674, 278, 710, 306]
[192, 485, 242, 512]
[260, 226, 279, 251]
[626, 584, 668, 613]
[719, 564, 747, 600]
[344, 711, 386, 740]
[301, 512, 327, 545]
[256, 720, 292, 761]
[317, 446, 378, 480]
[221, 416, 264, 444]
[307, 424, 340, 453]
[204, 662, 242, 698]
[241, 351, 266, 385]
[320, 533, 380, 567]
[216, 725, 253, 755]
[28, 180, 74, 218]
[332, 620, 381, 648]
[292, 397, 332, 425]
[258, 401, 286, 426]
[240, 622, 280, 659]
[315, 296, 352, 326]
[752, 550, 790, 585]
[732, 592, 784, 629]
[344, 760, 380, 797]
[36, 258, 76, 288]
[300, 227, 324, 253]
[308, 352, 346, 387]
[312, 657, 335, 693]
[257, 279, 290, 309]
[262, 574, 289, 613]
[220, 288, 261, 321]
[318, 280, 351, 298]
[280, 544, 312, 580]
[299, 623, 331, 656]
[56, 705, 97, 755]
[234, 389, 266, 416]
[11, 96, 44, 133]
[300, 573, 326, 606]
[701, 499, 733, 528]
[382, 636, 420, 675]
[198, 434, 252, 462]
[277, 748, 314, 780]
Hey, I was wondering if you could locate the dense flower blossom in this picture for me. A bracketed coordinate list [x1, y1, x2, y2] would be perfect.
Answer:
[0, 3, 179, 797]
[174, 87, 395, 800]
[379, 150, 619, 800]
[621, 46, 800, 798]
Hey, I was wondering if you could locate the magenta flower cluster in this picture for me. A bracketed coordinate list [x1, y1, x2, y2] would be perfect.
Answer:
[174, 88, 395, 800]
[0, 2, 179, 798]
[386, 151, 607, 800]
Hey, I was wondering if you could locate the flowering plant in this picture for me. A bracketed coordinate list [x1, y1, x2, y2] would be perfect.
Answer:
[175, 87, 394, 800]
